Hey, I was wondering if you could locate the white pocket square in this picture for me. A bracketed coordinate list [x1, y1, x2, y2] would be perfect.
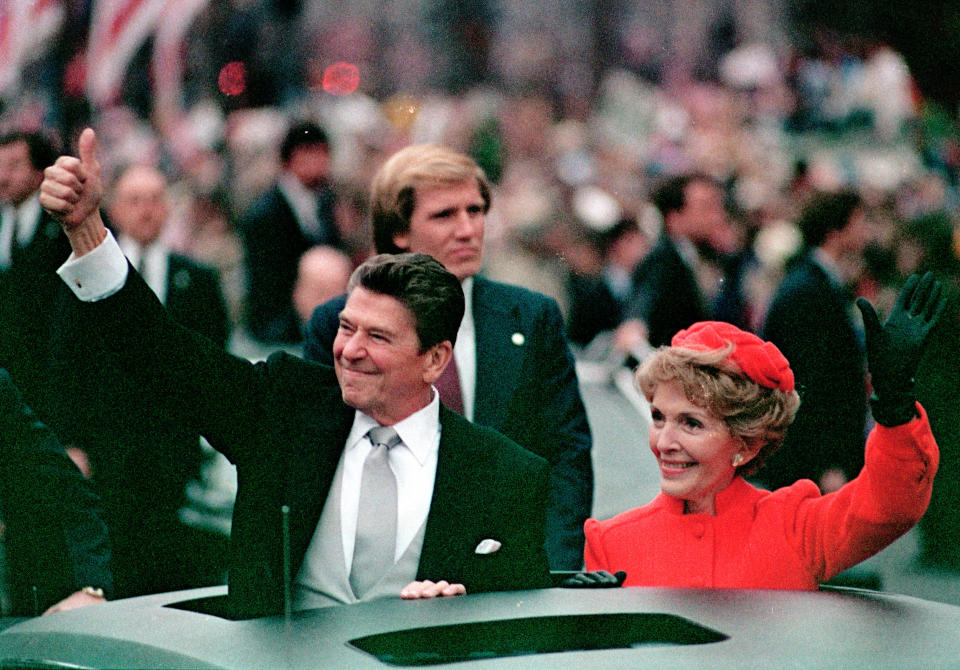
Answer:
[474, 539, 502, 555]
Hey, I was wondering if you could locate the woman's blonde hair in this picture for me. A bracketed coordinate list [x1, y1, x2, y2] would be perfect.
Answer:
[636, 344, 800, 476]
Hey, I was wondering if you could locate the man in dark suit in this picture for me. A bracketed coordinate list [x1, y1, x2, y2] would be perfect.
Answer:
[760, 190, 875, 492]
[303, 144, 593, 570]
[48, 164, 230, 598]
[41, 128, 551, 618]
[240, 120, 343, 344]
[0, 367, 112, 616]
[108, 165, 229, 346]
[0, 131, 72, 417]
[616, 174, 733, 351]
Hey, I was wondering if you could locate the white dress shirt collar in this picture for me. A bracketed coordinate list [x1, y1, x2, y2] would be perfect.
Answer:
[344, 389, 441, 467]
[812, 247, 845, 290]
[117, 234, 169, 304]
[278, 172, 321, 238]
[0, 193, 42, 268]
[12, 194, 41, 245]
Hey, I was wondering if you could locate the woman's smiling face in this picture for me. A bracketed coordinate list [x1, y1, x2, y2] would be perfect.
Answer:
[648, 379, 747, 515]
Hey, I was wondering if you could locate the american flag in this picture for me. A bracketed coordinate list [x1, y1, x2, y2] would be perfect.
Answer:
[152, 0, 208, 122]
[0, 0, 65, 96]
[86, 0, 167, 108]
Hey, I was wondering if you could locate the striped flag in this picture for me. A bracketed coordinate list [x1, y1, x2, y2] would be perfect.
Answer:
[86, 0, 166, 108]
[152, 0, 208, 124]
[0, 0, 65, 96]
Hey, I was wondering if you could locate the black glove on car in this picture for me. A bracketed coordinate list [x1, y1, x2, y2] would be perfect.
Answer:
[560, 570, 627, 588]
[855, 272, 946, 427]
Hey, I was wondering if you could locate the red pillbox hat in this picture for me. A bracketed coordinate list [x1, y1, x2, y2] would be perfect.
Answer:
[671, 321, 795, 393]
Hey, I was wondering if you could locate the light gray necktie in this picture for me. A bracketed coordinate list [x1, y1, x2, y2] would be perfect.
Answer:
[350, 426, 401, 597]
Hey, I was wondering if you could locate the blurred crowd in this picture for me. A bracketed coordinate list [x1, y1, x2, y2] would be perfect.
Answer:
[2, 0, 960, 602]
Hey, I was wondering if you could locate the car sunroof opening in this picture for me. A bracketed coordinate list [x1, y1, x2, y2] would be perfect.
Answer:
[348, 612, 728, 665]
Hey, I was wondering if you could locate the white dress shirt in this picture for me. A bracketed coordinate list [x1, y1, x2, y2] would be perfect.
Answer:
[277, 172, 324, 241]
[340, 399, 440, 568]
[116, 234, 169, 304]
[57, 229, 129, 301]
[0, 194, 42, 269]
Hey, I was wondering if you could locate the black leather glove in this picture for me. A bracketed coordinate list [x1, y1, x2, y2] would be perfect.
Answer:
[559, 570, 627, 588]
[855, 272, 946, 426]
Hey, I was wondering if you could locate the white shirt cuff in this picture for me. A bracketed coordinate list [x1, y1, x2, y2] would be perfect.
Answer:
[57, 229, 129, 302]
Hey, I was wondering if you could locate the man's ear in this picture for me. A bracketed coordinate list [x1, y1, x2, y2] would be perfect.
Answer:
[422, 341, 453, 385]
[393, 230, 411, 252]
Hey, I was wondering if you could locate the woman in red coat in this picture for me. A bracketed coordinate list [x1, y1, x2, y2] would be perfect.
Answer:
[585, 273, 944, 589]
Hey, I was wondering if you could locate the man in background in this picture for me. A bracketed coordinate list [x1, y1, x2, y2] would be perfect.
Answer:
[0, 131, 71, 417]
[240, 120, 343, 344]
[616, 174, 734, 352]
[761, 189, 875, 492]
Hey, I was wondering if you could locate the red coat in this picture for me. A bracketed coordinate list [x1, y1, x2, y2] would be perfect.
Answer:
[584, 405, 938, 589]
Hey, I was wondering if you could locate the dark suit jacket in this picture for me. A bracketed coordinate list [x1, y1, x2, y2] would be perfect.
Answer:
[0, 368, 112, 616]
[0, 209, 72, 417]
[165, 253, 230, 348]
[240, 184, 339, 343]
[304, 275, 593, 570]
[78, 269, 551, 618]
[47, 249, 229, 597]
[760, 253, 867, 489]
[565, 272, 624, 347]
[625, 234, 708, 347]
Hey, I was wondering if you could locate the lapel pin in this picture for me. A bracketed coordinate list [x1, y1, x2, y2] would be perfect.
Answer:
[173, 269, 192, 290]
[511, 332, 525, 346]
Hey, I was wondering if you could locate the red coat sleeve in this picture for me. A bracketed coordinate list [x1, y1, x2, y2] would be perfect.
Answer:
[787, 402, 938, 582]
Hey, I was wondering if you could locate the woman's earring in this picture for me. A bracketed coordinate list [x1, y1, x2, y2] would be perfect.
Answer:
[732, 453, 744, 468]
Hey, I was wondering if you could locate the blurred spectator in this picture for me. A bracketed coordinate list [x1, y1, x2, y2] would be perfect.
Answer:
[239, 119, 344, 344]
[615, 173, 729, 353]
[110, 165, 229, 346]
[899, 212, 960, 572]
[566, 216, 649, 348]
[172, 190, 246, 329]
[760, 189, 876, 492]
[0, 130, 71, 417]
[292, 245, 354, 328]
[48, 163, 230, 598]
[0, 368, 112, 617]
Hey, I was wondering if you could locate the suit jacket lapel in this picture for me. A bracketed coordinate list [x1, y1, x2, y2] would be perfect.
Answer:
[418, 407, 485, 579]
[284, 387, 355, 577]
[471, 277, 524, 427]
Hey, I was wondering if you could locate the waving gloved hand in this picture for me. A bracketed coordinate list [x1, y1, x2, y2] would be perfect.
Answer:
[855, 272, 947, 426]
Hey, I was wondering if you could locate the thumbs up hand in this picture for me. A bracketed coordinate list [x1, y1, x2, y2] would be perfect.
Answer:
[40, 128, 106, 255]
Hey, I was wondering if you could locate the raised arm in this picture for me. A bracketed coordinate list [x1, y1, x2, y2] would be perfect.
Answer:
[38, 128, 294, 467]
[795, 273, 946, 581]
